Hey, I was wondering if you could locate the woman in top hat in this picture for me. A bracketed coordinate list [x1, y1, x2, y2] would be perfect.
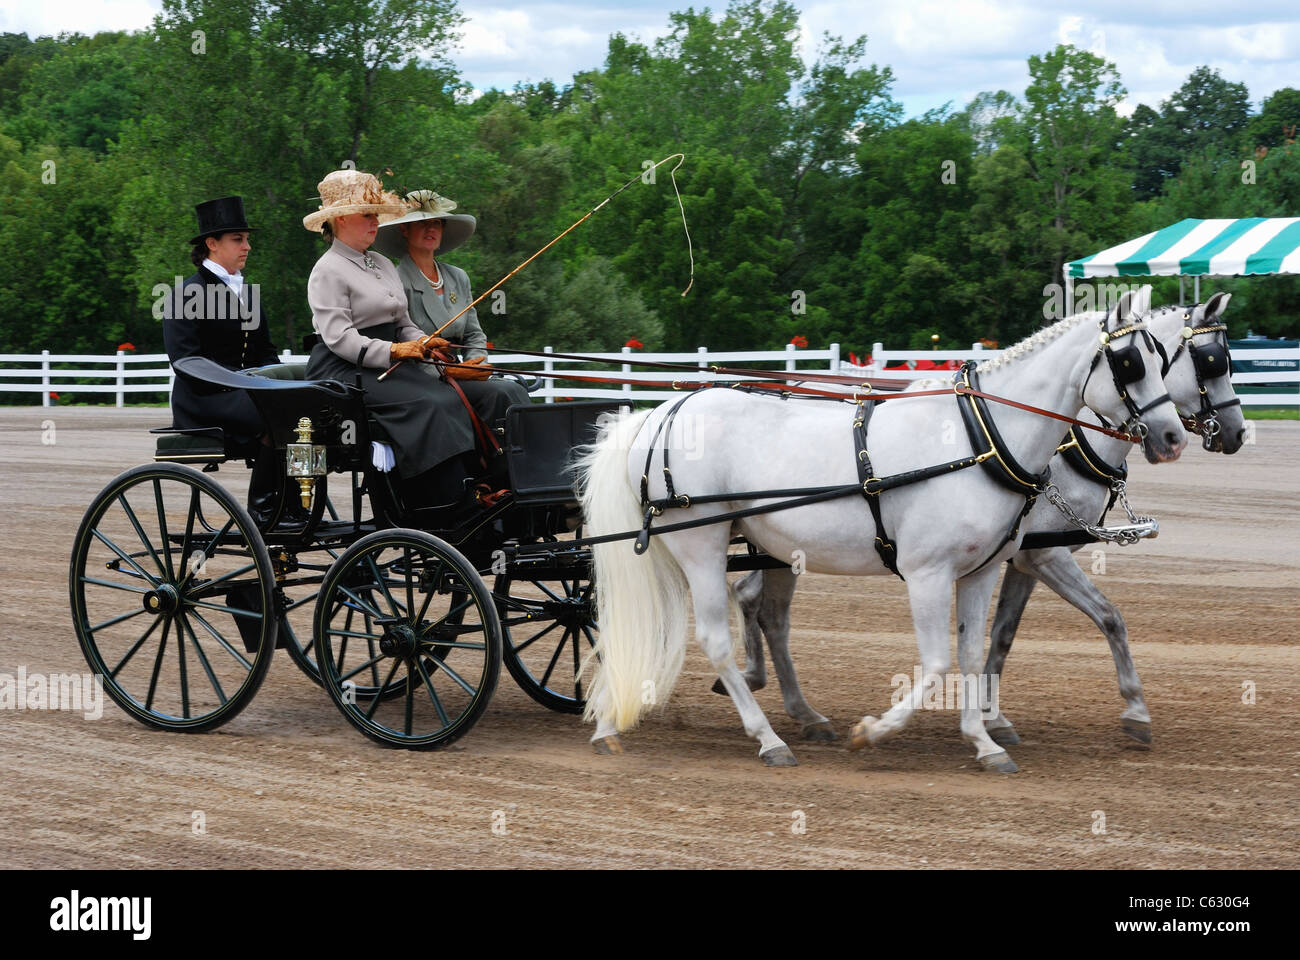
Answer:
[163, 195, 287, 524]
[163, 195, 279, 438]
[373, 189, 529, 468]
[303, 169, 478, 509]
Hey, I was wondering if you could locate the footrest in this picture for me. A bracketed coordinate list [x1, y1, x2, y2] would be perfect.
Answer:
[151, 426, 227, 464]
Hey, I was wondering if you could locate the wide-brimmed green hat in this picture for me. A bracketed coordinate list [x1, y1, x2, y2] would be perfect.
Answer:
[373, 189, 477, 260]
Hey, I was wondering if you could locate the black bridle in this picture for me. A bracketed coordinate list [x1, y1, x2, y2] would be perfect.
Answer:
[1163, 315, 1240, 446]
[1082, 314, 1172, 441]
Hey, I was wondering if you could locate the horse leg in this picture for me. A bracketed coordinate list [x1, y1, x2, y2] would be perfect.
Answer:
[753, 568, 835, 740]
[1021, 548, 1152, 744]
[680, 548, 796, 766]
[981, 561, 1039, 746]
[956, 565, 1018, 772]
[851, 571, 952, 750]
[712, 569, 767, 694]
[589, 686, 623, 754]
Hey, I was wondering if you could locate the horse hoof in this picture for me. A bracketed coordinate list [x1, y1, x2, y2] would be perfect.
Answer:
[760, 744, 798, 767]
[710, 678, 726, 695]
[592, 735, 623, 756]
[801, 721, 838, 742]
[987, 726, 1020, 746]
[848, 717, 876, 752]
[1122, 719, 1152, 744]
[979, 751, 1019, 774]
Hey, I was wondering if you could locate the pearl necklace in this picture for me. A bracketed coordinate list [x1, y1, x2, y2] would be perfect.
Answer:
[422, 260, 444, 291]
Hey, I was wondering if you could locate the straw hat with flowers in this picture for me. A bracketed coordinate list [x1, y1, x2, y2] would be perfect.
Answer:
[302, 169, 411, 232]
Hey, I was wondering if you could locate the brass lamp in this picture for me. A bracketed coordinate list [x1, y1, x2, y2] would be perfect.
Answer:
[285, 417, 327, 509]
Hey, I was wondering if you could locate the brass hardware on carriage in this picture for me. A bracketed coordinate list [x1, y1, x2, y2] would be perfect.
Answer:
[285, 416, 327, 508]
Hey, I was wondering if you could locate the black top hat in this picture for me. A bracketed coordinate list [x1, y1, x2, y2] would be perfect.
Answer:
[190, 196, 254, 244]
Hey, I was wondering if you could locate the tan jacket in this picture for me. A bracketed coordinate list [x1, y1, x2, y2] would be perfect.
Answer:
[396, 255, 490, 362]
[308, 239, 423, 369]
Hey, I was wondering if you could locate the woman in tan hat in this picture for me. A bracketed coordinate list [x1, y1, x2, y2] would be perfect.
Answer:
[303, 169, 478, 509]
[373, 189, 529, 480]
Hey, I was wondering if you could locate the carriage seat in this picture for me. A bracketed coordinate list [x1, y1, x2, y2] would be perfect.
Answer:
[244, 362, 307, 381]
[150, 425, 228, 464]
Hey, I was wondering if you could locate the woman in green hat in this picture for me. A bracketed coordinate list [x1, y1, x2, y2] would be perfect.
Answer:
[374, 189, 530, 481]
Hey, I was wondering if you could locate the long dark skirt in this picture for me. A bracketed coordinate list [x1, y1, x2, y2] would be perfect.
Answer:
[307, 335, 476, 479]
[455, 376, 532, 427]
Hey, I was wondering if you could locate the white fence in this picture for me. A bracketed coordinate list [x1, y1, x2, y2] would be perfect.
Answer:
[2, 339, 1297, 407]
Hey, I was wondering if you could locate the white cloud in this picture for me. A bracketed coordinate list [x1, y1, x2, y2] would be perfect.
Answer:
[1, 0, 1297, 116]
[0, 0, 161, 36]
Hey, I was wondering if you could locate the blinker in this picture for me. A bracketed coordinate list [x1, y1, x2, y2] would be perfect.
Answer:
[1110, 343, 1145, 385]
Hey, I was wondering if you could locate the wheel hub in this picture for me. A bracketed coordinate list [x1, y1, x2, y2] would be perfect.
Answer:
[142, 583, 180, 616]
[379, 622, 419, 658]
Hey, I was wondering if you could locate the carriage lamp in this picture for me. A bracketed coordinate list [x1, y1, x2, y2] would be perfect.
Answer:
[286, 417, 327, 509]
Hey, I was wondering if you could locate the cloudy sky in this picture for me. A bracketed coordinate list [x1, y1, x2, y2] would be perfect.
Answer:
[3, 0, 1298, 116]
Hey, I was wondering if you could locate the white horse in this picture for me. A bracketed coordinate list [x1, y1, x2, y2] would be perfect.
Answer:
[576, 287, 1186, 771]
[725, 294, 1245, 750]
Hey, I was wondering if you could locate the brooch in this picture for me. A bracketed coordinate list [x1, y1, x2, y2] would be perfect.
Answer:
[448, 292, 457, 304]
[362, 254, 379, 273]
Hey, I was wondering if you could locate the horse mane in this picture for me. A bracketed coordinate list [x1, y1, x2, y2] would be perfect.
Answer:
[975, 312, 1094, 374]
[974, 303, 1191, 375]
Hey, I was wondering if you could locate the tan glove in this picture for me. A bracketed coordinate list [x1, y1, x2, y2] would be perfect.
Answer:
[418, 335, 450, 352]
[390, 339, 432, 361]
[446, 356, 492, 381]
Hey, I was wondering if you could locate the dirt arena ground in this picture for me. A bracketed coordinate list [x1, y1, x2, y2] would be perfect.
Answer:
[1, 407, 1296, 869]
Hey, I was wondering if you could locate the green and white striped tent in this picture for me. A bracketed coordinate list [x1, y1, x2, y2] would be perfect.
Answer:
[1065, 217, 1300, 312]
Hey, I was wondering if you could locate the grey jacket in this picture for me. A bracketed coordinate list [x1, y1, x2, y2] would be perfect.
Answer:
[309, 239, 423, 369]
[396, 255, 490, 362]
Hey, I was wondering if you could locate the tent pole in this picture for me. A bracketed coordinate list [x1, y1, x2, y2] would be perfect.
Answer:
[1179, 276, 1185, 304]
[1194, 275, 1201, 302]
[1064, 269, 1074, 317]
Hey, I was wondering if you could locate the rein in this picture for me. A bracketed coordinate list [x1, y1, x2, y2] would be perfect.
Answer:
[433, 350, 1144, 443]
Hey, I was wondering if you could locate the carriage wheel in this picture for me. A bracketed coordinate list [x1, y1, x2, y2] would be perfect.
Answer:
[279, 550, 410, 702]
[313, 530, 501, 749]
[69, 463, 276, 732]
[494, 567, 597, 714]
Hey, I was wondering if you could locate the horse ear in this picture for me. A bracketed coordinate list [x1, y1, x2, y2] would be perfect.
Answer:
[1204, 291, 1231, 320]
[1131, 285, 1153, 318]
[1110, 289, 1136, 325]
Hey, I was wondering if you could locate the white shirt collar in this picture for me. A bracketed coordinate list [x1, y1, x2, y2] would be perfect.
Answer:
[203, 258, 244, 295]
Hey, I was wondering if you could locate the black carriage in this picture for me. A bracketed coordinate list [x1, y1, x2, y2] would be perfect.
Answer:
[68, 357, 622, 749]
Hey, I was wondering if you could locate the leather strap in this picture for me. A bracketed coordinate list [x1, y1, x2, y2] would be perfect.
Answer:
[853, 399, 903, 579]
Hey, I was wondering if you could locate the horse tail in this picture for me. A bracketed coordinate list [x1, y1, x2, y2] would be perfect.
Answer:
[574, 408, 690, 732]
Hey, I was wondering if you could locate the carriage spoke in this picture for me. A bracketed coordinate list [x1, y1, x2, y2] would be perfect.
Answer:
[178, 487, 199, 578]
[89, 529, 160, 588]
[530, 580, 564, 603]
[144, 618, 171, 712]
[404, 670, 414, 735]
[188, 609, 253, 670]
[415, 559, 443, 623]
[80, 575, 151, 595]
[117, 493, 168, 579]
[338, 653, 389, 685]
[186, 599, 265, 620]
[178, 612, 227, 704]
[176, 611, 191, 719]
[403, 548, 414, 619]
[365, 659, 403, 720]
[512, 619, 561, 654]
[337, 585, 385, 620]
[424, 596, 476, 632]
[415, 656, 450, 727]
[178, 518, 236, 590]
[109, 616, 162, 678]
[418, 638, 486, 651]
[153, 479, 176, 581]
[89, 606, 149, 633]
[420, 650, 477, 697]
[183, 562, 259, 596]
[539, 628, 571, 689]
[365, 556, 401, 617]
